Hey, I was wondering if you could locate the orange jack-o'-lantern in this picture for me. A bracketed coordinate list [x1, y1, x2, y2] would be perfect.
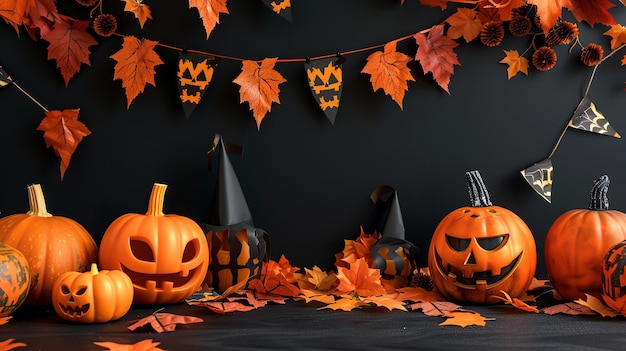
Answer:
[99, 183, 209, 305]
[602, 240, 626, 314]
[428, 170, 537, 304]
[52, 263, 133, 323]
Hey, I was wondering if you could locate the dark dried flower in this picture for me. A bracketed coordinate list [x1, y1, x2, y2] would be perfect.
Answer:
[410, 270, 435, 291]
[546, 21, 579, 46]
[580, 43, 604, 66]
[93, 13, 117, 37]
[532, 46, 557, 71]
[511, 5, 532, 19]
[509, 17, 532, 37]
[480, 21, 505, 47]
[76, 0, 99, 6]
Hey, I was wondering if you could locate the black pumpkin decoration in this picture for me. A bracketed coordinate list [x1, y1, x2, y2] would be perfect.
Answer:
[201, 134, 270, 293]
[369, 186, 420, 283]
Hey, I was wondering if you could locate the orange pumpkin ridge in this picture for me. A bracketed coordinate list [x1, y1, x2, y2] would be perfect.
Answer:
[545, 175, 626, 301]
[427, 170, 537, 304]
[0, 184, 98, 306]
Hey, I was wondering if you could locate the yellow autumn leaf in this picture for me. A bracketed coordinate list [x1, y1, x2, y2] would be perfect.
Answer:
[439, 311, 493, 327]
[499, 50, 529, 79]
[575, 294, 618, 317]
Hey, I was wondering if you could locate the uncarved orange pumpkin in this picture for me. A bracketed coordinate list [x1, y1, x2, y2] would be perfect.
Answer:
[0, 184, 98, 305]
[99, 183, 209, 305]
[545, 175, 626, 301]
[428, 170, 537, 304]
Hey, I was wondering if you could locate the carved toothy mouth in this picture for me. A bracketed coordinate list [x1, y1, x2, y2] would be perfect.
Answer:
[434, 249, 522, 288]
[58, 303, 89, 317]
[120, 265, 203, 292]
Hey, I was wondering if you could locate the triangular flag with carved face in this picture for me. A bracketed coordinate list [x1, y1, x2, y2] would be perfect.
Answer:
[568, 98, 620, 138]
[177, 52, 218, 118]
[305, 57, 344, 125]
[0, 66, 12, 87]
[520, 158, 553, 203]
[260, 0, 292, 22]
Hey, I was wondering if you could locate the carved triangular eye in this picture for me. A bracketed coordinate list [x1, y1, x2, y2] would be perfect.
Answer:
[477, 234, 508, 251]
[446, 234, 470, 252]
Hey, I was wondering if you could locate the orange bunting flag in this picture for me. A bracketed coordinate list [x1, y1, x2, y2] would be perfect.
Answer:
[520, 158, 553, 203]
[233, 57, 287, 129]
[305, 57, 344, 124]
[568, 98, 620, 138]
[177, 52, 218, 118]
[260, 0, 292, 22]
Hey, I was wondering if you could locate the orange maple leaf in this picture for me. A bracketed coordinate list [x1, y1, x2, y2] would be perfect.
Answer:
[0, 338, 26, 351]
[110, 36, 164, 108]
[233, 57, 286, 129]
[567, 0, 616, 28]
[604, 24, 626, 50]
[439, 311, 492, 327]
[24, 0, 58, 37]
[122, 0, 152, 28]
[0, 0, 34, 32]
[395, 286, 446, 303]
[526, 0, 573, 34]
[127, 312, 203, 333]
[410, 300, 463, 316]
[94, 339, 165, 351]
[320, 295, 367, 311]
[479, 0, 527, 22]
[334, 227, 380, 268]
[0, 316, 12, 325]
[445, 8, 482, 43]
[574, 293, 618, 317]
[361, 40, 415, 109]
[499, 49, 529, 79]
[362, 295, 408, 311]
[492, 290, 539, 313]
[37, 108, 91, 180]
[419, 0, 449, 10]
[298, 289, 337, 304]
[336, 257, 386, 297]
[414, 24, 460, 94]
[188, 0, 229, 39]
[41, 18, 98, 85]
[297, 265, 338, 291]
[248, 275, 301, 297]
[262, 254, 300, 284]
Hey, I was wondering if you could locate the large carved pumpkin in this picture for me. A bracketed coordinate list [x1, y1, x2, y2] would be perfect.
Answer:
[99, 183, 209, 305]
[427, 170, 537, 304]
[545, 175, 626, 301]
[0, 184, 98, 305]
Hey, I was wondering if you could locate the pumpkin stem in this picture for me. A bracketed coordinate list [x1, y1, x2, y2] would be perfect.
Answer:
[588, 175, 610, 210]
[466, 170, 493, 207]
[90, 263, 99, 275]
[26, 184, 53, 218]
[146, 183, 167, 216]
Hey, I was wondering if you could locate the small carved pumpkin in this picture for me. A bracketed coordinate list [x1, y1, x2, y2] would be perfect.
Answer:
[545, 175, 626, 301]
[427, 170, 537, 304]
[602, 240, 626, 314]
[0, 184, 98, 305]
[99, 183, 209, 305]
[52, 263, 133, 323]
[369, 186, 419, 284]
[202, 135, 270, 293]
[0, 242, 30, 317]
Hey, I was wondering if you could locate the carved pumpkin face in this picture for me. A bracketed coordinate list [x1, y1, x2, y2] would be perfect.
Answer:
[99, 183, 209, 305]
[203, 223, 269, 293]
[177, 52, 218, 118]
[52, 264, 133, 323]
[427, 171, 537, 304]
[602, 240, 626, 314]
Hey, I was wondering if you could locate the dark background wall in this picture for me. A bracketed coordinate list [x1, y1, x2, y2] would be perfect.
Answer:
[1, 1, 625, 278]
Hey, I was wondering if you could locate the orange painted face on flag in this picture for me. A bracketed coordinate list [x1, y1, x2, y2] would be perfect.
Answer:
[177, 52, 218, 118]
[305, 57, 344, 125]
[260, 0, 292, 22]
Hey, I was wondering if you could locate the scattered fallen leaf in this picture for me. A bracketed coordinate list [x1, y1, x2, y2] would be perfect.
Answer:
[395, 286, 446, 303]
[362, 294, 408, 311]
[334, 227, 380, 269]
[0, 316, 12, 325]
[361, 40, 415, 109]
[527, 278, 552, 292]
[233, 57, 286, 129]
[499, 50, 529, 79]
[297, 266, 338, 291]
[122, 0, 152, 28]
[110, 36, 164, 108]
[94, 339, 165, 351]
[41, 18, 98, 85]
[127, 312, 203, 333]
[492, 290, 539, 313]
[0, 338, 26, 351]
[413, 23, 460, 94]
[36, 108, 91, 180]
[439, 311, 493, 327]
[319, 294, 367, 311]
[336, 257, 386, 297]
[542, 302, 595, 315]
[410, 300, 463, 316]
[574, 294, 618, 317]
[298, 289, 336, 304]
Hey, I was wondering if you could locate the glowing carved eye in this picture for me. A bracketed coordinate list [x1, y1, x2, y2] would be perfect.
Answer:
[477, 234, 508, 251]
[130, 239, 155, 262]
[446, 234, 470, 252]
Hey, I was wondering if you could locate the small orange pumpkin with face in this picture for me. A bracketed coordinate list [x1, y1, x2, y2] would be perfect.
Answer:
[428, 170, 537, 304]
